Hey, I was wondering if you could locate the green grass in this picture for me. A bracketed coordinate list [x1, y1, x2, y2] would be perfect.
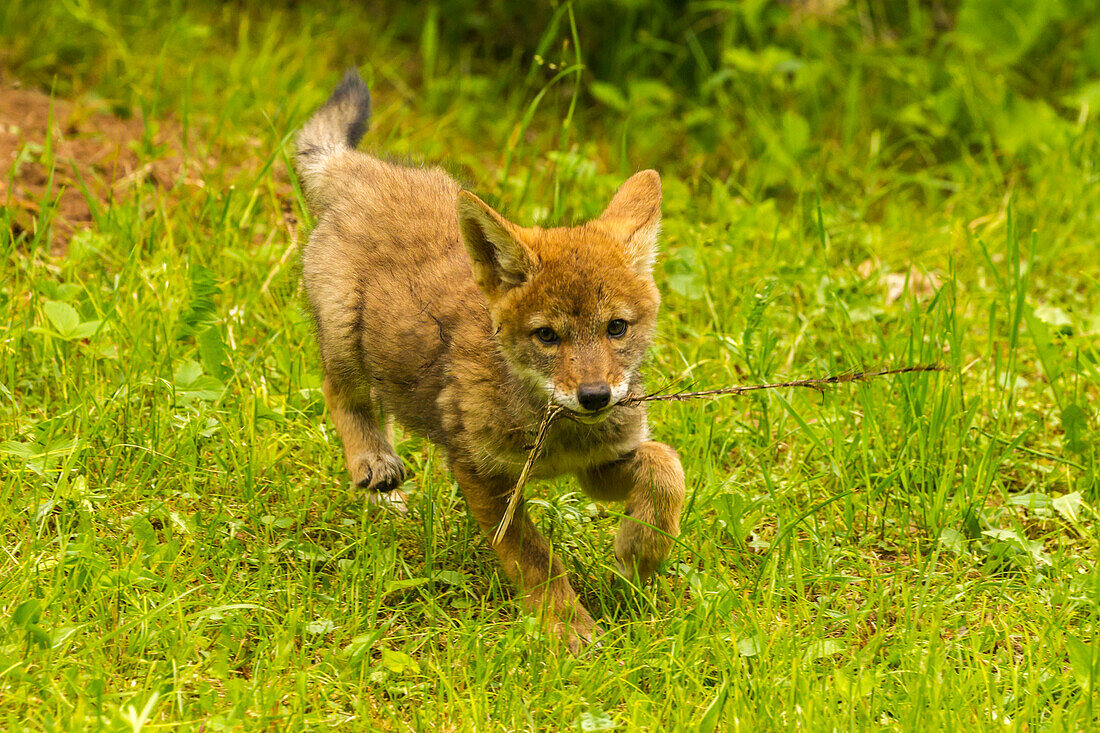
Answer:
[2, 1, 1099, 729]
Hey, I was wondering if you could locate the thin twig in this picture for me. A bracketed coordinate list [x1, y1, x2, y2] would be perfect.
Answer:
[491, 364, 944, 544]
[622, 364, 945, 405]
[493, 401, 565, 545]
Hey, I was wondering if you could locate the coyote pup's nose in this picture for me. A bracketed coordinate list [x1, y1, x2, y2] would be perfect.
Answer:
[577, 382, 612, 411]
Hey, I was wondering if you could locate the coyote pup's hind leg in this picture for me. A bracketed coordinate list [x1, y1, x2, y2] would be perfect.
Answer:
[322, 377, 407, 499]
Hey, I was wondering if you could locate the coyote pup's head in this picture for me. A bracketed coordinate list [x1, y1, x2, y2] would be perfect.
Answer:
[457, 171, 663, 423]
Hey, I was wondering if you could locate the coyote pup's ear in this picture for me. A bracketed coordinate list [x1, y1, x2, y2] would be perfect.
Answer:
[457, 192, 536, 294]
[599, 169, 662, 274]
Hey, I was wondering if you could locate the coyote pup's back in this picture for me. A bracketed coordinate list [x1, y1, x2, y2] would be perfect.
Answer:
[294, 70, 685, 651]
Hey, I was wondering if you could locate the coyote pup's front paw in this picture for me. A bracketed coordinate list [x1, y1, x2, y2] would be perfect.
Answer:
[614, 520, 673, 584]
[351, 450, 407, 493]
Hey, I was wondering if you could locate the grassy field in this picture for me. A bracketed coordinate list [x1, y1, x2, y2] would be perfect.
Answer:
[2, 1, 1099, 729]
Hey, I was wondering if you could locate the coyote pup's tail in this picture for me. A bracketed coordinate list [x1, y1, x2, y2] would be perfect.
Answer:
[294, 68, 372, 210]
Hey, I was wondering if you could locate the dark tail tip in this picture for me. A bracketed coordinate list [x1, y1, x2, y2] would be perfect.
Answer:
[327, 67, 372, 148]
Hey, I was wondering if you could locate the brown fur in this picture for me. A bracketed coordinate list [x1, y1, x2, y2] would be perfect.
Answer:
[294, 70, 685, 650]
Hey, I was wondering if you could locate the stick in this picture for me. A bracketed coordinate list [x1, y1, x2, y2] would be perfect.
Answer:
[621, 364, 945, 405]
[491, 364, 944, 544]
[492, 401, 565, 545]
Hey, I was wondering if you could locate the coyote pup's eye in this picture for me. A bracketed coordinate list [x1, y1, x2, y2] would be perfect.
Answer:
[533, 326, 560, 345]
[607, 319, 629, 338]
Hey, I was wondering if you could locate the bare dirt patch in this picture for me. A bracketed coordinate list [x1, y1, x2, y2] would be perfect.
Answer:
[1, 82, 184, 252]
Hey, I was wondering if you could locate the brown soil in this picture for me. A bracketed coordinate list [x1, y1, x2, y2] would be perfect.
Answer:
[1, 82, 185, 252]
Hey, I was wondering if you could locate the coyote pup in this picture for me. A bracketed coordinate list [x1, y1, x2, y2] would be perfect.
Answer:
[294, 70, 685, 649]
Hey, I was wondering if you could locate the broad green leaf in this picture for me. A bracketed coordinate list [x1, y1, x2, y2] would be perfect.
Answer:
[699, 682, 729, 733]
[128, 515, 158, 546]
[70, 320, 103, 339]
[781, 110, 810, 156]
[432, 570, 467, 587]
[52, 283, 82, 301]
[579, 710, 617, 732]
[255, 400, 285, 424]
[175, 377, 225, 404]
[722, 45, 798, 75]
[175, 265, 221, 339]
[68, 229, 109, 261]
[12, 598, 42, 627]
[96, 568, 161, 590]
[588, 81, 628, 112]
[667, 272, 703, 300]
[343, 632, 380, 658]
[983, 528, 1023, 542]
[25, 624, 51, 648]
[1061, 405, 1089, 454]
[305, 618, 335, 635]
[294, 543, 330, 562]
[833, 669, 878, 698]
[34, 500, 56, 524]
[626, 79, 673, 108]
[380, 648, 419, 675]
[198, 326, 231, 380]
[1022, 306, 1062, 383]
[0, 436, 83, 463]
[804, 639, 844, 662]
[847, 304, 883, 323]
[1053, 492, 1086, 523]
[938, 528, 966, 554]
[0, 441, 37, 459]
[260, 515, 294, 529]
[1033, 304, 1073, 331]
[43, 300, 79, 337]
[982, 529, 1050, 566]
[50, 625, 80, 649]
[1066, 633, 1097, 691]
[173, 359, 204, 387]
[192, 604, 266, 619]
[737, 634, 762, 657]
[1007, 492, 1053, 516]
[384, 577, 431, 597]
[991, 96, 1072, 155]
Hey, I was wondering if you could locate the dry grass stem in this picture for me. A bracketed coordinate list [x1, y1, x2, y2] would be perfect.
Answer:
[492, 364, 944, 543]
[493, 400, 566, 545]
